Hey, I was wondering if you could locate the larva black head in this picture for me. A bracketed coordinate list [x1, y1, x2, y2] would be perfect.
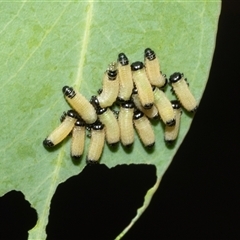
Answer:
[131, 61, 144, 71]
[164, 139, 174, 145]
[118, 53, 129, 66]
[90, 95, 100, 109]
[43, 139, 54, 148]
[66, 110, 78, 119]
[166, 119, 176, 127]
[92, 120, 104, 131]
[169, 72, 184, 83]
[107, 62, 118, 80]
[191, 106, 198, 113]
[62, 86, 76, 98]
[86, 159, 99, 165]
[121, 100, 134, 109]
[133, 109, 144, 120]
[96, 106, 107, 115]
[144, 48, 156, 61]
[75, 118, 85, 127]
[171, 100, 181, 109]
[71, 155, 82, 160]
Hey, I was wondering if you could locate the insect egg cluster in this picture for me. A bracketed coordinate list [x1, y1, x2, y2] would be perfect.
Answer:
[43, 48, 198, 164]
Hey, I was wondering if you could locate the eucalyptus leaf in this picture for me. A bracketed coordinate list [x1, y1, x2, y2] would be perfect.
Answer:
[0, 1, 221, 239]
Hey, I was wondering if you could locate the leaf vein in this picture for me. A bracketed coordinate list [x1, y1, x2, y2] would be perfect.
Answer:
[74, 1, 94, 90]
[0, 0, 26, 36]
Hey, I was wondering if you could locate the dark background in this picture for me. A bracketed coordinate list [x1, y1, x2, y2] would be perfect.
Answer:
[1, 1, 239, 239]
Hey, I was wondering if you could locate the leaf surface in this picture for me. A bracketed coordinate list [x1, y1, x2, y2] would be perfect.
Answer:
[0, 1, 221, 239]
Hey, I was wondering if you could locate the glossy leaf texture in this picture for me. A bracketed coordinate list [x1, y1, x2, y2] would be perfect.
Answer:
[0, 1, 221, 239]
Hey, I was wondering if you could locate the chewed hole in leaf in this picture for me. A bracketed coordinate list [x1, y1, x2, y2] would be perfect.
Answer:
[0, 190, 38, 239]
[46, 164, 156, 239]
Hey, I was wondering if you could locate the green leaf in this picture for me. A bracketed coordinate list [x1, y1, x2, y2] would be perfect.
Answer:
[0, 1, 221, 239]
